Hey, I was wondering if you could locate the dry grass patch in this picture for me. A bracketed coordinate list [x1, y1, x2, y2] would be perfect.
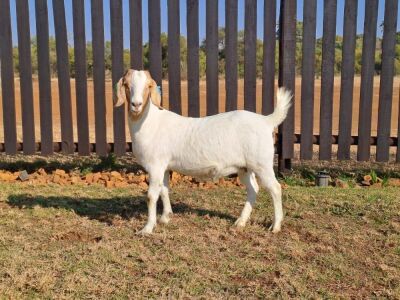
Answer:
[0, 182, 399, 298]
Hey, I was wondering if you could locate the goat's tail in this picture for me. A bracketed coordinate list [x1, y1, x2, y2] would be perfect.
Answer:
[267, 87, 293, 127]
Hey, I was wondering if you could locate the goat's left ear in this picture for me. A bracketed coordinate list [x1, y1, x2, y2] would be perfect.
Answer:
[114, 77, 127, 107]
[149, 79, 163, 109]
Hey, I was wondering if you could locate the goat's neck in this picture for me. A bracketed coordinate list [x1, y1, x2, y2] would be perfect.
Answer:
[129, 100, 161, 137]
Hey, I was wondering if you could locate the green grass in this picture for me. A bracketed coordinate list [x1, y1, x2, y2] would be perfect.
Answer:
[0, 182, 399, 298]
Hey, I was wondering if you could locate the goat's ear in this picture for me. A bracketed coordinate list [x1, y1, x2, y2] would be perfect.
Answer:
[144, 70, 162, 109]
[149, 80, 162, 109]
[114, 77, 127, 107]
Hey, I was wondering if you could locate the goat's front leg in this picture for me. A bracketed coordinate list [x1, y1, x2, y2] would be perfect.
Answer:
[159, 171, 173, 224]
[138, 170, 164, 235]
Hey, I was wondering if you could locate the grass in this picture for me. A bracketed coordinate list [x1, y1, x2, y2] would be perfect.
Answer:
[0, 182, 399, 298]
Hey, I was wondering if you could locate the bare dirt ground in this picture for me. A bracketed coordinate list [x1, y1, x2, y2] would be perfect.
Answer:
[0, 76, 399, 144]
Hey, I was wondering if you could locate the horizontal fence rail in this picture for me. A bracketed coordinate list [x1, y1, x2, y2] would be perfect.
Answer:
[0, 0, 398, 165]
[2, 134, 397, 154]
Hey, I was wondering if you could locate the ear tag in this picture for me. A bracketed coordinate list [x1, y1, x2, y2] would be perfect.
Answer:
[156, 85, 162, 96]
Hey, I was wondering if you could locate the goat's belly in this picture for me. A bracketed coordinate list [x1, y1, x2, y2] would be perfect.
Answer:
[169, 162, 240, 181]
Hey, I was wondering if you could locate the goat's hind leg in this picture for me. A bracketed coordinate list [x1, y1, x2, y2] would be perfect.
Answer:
[159, 171, 173, 224]
[256, 166, 283, 233]
[234, 170, 259, 228]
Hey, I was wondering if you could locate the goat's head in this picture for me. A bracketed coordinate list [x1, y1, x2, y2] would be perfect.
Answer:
[114, 69, 162, 119]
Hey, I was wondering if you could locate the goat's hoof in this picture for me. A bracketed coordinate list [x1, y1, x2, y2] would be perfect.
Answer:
[269, 223, 281, 234]
[234, 218, 246, 228]
[136, 226, 154, 235]
[159, 214, 171, 224]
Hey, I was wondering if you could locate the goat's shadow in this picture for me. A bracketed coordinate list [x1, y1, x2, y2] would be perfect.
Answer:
[7, 194, 236, 225]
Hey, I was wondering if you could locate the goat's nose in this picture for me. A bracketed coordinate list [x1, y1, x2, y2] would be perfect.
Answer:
[133, 102, 142, 108]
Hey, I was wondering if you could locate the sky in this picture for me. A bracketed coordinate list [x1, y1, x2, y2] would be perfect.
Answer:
[8, 0, 400, 48]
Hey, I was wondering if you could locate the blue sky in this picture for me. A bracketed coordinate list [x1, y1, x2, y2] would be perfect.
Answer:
[9, 0, 400, 47]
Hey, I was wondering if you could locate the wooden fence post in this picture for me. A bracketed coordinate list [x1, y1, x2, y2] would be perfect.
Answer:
[91, 0, 108, 156]
[168, 0, 182, 114]
[319, 0, 337, 160]
[357, 0, 378, 161]
[337, 0, 358, 160]
[206, 0, 219, 116]
[110, 0, 126, 156]
[16, 0, 36, 154]
[278, 0, 296, 172]
[262, 0, 276, 116]
[300, 0, 317, 160]
[187, 0, 200, 117]
[376, 0, 398, 162]
[225, 0, 238, 112]
[0, 0, 17, 154]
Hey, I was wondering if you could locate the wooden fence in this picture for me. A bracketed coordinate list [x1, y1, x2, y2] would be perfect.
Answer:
[0, 0, 399, 168]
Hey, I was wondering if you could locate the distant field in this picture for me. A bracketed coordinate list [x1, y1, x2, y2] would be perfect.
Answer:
[0, 77, 399, 143]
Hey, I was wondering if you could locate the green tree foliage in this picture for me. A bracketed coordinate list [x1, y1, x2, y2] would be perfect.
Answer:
[10, 24, 400, 78]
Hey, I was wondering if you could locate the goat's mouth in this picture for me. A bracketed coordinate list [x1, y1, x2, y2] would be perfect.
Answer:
[131, 110, 141, 115]
[130, 105, 142, 115]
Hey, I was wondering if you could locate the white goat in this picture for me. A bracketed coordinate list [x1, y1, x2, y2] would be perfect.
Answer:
[114, 70, 292, 234]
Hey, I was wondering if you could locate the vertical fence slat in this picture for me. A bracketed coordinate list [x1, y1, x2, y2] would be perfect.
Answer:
[110, 0, 126, 156]
[168, 0, 181, 114]
[206, 0, 219, 115]
[91, 0, 107, 156]
[225, 0, 238, 112]
[319, 0, 337, 160]
[300, 0, 316, 160]
[337, 0, 358, 160]
[278, 0, 296, 170]
[244, 0, 257, 112]
[0, 0, 17, 154]
[53, 0, 74, 154]
[357, 0, 378, 161]
[397, 87, 400, 162]
[35, 0, 53, 155]
[149, 0, 162, 87]
[130, 0, 143, 69]
[262, 0, 276, 116]
[73, 0, 90, 155]
[16, 0, 35, 154]
[376, 0, 398, 162]
[187, 0, 199, 117]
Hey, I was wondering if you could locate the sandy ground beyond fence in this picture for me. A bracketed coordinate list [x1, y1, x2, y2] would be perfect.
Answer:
[0, 77, 399, 145]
